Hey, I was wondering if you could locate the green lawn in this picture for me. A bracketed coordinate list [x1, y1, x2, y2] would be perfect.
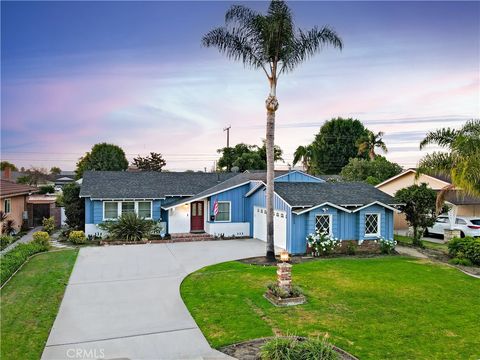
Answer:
[181, 257, 480, 360]
[1, 250, 78, 360]
[394, 234, 449, 252]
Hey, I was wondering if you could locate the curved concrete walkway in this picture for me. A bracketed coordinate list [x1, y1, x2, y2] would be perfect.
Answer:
[42, 239, 266, 360]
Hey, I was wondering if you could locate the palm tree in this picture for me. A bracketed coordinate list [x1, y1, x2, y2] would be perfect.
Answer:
[418, 119, 480, 211]
[203, 1, 342, 260]
[293, 145, 314, 173]
[357, 131, 388, 160]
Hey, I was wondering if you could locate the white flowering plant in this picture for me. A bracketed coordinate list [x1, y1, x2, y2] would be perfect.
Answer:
[306, 230, 342, 256]
[375, 237, 397, 254]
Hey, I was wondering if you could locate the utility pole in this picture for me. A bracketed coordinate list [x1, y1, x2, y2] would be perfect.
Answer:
[223, 125, 231, 148]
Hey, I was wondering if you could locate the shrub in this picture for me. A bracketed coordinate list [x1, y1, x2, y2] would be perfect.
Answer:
[449, 258, 473, 266]
[0, 235, 14, 251]
[346, 241, 357, 255]
[377, 237, 397, 254]
[267, 283, 304, 299]
[306, 230, 341, 256]
[69, 230, 87, 244]
[32, 231, 50, 247]
[42, 216, 56, 234]
[260, 337, 339, 360]
[448, 237, 480, 266]
[0, 242, 49, 285]
[38, 185, 55, 194]
[98, 213, 154, 241]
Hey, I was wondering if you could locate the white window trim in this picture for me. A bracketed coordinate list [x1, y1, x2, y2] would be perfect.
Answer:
[364, 213, 381, 237]
[215, 201, 231, 223]
[4, 198, 11, 214]
[315, 214, 333, 236]
[103, 200, 153, 221]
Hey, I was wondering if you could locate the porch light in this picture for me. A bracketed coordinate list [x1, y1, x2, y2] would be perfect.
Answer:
[280, 249, 290, 263]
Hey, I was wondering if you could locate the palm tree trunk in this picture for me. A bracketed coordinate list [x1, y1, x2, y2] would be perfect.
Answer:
[265, 81, 279, 261]
[369, 148, 375, 161]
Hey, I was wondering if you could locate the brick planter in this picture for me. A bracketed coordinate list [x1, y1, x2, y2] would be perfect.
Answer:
[444, 229, 461, 242]
[264, 291, 306, 306]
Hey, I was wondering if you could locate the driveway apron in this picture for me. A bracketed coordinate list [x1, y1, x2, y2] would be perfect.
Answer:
[42, 239, 266, 360]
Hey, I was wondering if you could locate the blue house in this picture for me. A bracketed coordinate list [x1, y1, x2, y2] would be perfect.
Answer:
[80, 170, 400, 254]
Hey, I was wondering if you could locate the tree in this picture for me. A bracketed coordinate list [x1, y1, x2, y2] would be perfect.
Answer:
[293, 145, 314, 173]
[0, 161, 18, 171]
[309, 117, 368, 174]
[340, 157, 402, 185]
[132, 152, 167, 171]
[357, 130, 388, 160]
[62, 183, 85, 230]
[217, 142, 283, 172]
[16, 167, 49, 186]
[394, 183, 437, 247]
[203, 1, 342, 259]
[75, 143, 128, 179]
[50, 166, 61, 175]
[418, 119, 480, 209]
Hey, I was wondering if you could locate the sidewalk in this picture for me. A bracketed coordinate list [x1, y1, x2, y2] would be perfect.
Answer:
[0, 226, 42, 255]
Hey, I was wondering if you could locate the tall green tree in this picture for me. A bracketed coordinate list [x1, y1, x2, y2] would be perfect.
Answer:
[50, 166, 61, 175]
[132, 152, 167, 171]
[357, 130, 388, 160]
[340, 156, 402, 185]
[418, 119, 480, 208]
[395, 184, 437, 247]
[75, 143, 128, 179]
[62, 183, 85, 230]
[217, 142, 283, 172]
[292, 145, 314, 173]
[0, 161, 18, 172]
[310, 117, 368, 174]
[203, 0, 342, 259]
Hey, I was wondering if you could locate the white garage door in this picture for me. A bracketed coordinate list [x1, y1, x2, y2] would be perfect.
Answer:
[253, 206, 287, 250]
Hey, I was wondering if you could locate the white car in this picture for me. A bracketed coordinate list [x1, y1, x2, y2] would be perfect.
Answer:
[426, 215, 480, 238]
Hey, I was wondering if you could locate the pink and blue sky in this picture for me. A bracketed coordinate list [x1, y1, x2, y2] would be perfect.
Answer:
[1, 1, 479, 171]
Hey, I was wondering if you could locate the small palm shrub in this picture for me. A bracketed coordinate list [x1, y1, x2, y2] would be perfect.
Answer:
[69, 230, 87, 244]
[32, 231, 50, 247]
[99, 213, 154, 241]
[260, 337, 339, 360]
[42, 216, 56, 234]
[307, 230, 341, 256]
[448, 237, 480, 266]
[0, 235, 14, 250]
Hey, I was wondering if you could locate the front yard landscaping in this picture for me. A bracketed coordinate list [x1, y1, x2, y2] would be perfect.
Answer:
[181, 256, 480, 360]
[1, 249, 78, 360]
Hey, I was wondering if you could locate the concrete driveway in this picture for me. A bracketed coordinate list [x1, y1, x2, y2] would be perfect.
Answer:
[42, 239, 266, 360]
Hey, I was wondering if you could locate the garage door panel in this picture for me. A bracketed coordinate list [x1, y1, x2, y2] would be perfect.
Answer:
[253, 206, 286, 250]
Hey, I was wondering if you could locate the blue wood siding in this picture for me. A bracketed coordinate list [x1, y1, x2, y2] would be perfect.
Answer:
[275, 171, 324, 183]
[357, 204, 388, 241]
[208, 184, 250, 222]
[291, 213, 308, 254]
[85, 199, 162, 225]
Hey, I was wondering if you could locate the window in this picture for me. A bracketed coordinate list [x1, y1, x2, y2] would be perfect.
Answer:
[455, 218, 467, 225]
[435, 217, 448, 224]
[104, 202, 119, 219]
[471, 219, 480, 226]
[4, 199, 11, 213]
[122, 202, 135, 215]
[365, 213, 380, 236]
[138, 202, 152, 219]
[216, 202, 230, 222]
[315, 215, 331, 235]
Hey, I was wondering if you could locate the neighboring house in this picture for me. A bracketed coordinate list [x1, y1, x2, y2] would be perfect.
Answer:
[54, 171, 77, 189]
[80, 170, 399, 254]
[0, 179, 38, 231]
[376, 168, 480, 230]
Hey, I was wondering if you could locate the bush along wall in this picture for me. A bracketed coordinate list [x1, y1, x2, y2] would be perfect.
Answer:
[448, 237, 480, 266]
[0, 242, 50, 286]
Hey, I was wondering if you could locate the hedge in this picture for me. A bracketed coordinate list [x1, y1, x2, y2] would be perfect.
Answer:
[448, 237, 480, 266]
[0, 242, 49, 286]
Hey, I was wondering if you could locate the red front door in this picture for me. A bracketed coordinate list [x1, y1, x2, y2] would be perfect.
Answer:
[190, 201, 204, 232]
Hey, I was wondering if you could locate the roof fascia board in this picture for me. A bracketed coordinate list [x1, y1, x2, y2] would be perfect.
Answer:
[273, 170, 324, 182]
[294, 202, 351, 215]
[351, 201, 400, 213]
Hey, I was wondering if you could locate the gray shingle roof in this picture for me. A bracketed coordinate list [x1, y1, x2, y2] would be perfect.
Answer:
[79, 171, 236, 199]
[274, 182, 400, 208]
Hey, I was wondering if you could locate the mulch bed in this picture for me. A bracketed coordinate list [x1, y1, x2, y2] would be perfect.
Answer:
[219, 337, 358, 360]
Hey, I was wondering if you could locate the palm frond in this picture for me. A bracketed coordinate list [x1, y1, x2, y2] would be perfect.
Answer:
[419, 128, 458, 150]
[282, 26, 342, 73]
[417, 151, 456, 176]
[293, 145, 306, 166]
